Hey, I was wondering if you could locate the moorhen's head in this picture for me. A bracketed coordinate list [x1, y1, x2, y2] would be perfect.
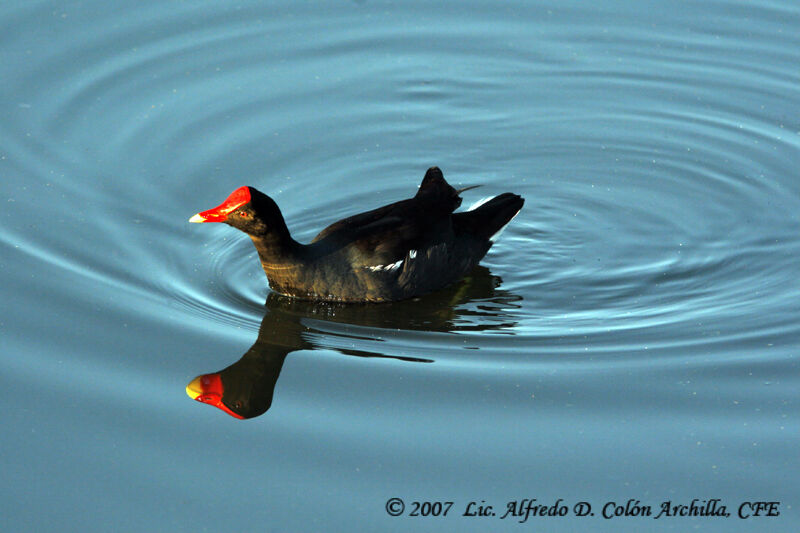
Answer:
[186, 361, 280, 420]
[189, 186, 286, 237]
[186, 373, 247, 419]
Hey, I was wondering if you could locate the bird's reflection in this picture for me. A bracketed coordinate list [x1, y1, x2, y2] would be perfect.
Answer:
[187, 266, 521, 419]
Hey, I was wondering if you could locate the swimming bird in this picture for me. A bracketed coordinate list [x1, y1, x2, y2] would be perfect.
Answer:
[189, 167, 523, 302]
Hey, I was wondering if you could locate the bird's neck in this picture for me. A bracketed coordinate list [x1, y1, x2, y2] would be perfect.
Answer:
[250, 232, 304, 266]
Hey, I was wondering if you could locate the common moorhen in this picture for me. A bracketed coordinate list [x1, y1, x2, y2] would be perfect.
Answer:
[189, 167, 523, 302]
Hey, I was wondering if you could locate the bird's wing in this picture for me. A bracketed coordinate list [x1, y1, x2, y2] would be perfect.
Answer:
[310, 167, 467, 264]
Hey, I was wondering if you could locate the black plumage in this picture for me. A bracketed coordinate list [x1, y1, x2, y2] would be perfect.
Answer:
[190, 167, 524, 302]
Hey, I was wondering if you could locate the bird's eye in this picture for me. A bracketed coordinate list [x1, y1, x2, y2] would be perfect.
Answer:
[239, 211, 248, 218]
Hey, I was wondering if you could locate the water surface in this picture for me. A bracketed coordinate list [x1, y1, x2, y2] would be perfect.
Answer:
[1, 1, 798, 531]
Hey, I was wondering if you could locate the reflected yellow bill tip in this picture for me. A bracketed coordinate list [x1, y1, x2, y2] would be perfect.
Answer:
[186, 376, 203, 400]
[188, 213, 206, 223]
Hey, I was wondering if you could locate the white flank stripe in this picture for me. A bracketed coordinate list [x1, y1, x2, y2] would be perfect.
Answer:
[367, 259, 404, 272]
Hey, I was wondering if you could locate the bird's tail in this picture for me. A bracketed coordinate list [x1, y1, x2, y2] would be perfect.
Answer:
[453, 193, 524, 240]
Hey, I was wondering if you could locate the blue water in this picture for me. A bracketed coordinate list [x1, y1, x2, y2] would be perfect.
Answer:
[2, 1, 798, 531]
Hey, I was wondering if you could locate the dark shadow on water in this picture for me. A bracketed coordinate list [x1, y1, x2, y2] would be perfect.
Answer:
[186, 266, 521, 419]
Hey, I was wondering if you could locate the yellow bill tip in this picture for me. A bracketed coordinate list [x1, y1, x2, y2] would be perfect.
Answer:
[186, 376, 203, 400]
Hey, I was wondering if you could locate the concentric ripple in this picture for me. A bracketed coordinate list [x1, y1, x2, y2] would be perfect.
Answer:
[2, 0, 799, 369]
[3, 1, 800, 531]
